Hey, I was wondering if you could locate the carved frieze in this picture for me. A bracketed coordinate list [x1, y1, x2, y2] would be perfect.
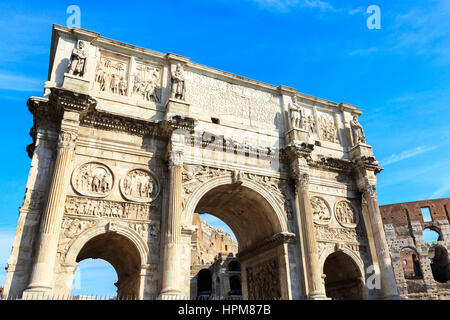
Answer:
[315, 225, 362, 243]
[64, 196, 152, 220]
[310, 196, 331, 225]
[94, 54, 129, 96]
[318, 114, 338, 143]
[247, 258, 281, 300]
[71, 162, 114, 198]
[132, 62, 162, 103]
[335, 200, 360, 228]
[120, 169, 160, 203]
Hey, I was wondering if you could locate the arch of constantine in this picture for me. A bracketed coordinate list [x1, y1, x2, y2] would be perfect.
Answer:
[3, 25, 401, 300]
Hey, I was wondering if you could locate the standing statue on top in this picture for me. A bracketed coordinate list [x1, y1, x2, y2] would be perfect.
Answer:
[350, 115, 366, 145]
[171, 63, 186, 100]
[289, 95, 305, 130]
[68, 40, 88, 77]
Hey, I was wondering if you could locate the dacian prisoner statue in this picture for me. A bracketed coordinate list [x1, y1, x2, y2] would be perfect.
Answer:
[171, 63, 186, 100]
[350, 115, 366, 145]
[68, 40, 87, 77]
[289, 95, 305, 130]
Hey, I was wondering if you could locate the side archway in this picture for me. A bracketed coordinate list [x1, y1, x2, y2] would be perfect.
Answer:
[321, 248, 366, 300]
[64, 223, 149, 298]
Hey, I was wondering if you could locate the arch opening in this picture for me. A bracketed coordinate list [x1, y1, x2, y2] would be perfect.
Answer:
[400, 248, 423, 280]
[423, 227, 441, 243]
[74, 232, 142, 299]
[197, 269, 212, 297]
[323, 251, 364, 300]
[229, 275, 242, 295]
[194, 184, 282, 250]
[190, 182, 286, 299]
[429, 245, 450, 284]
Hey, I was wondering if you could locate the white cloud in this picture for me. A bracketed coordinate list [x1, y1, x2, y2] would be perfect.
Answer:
[429, 179, 450, 199]
[390, 0, 450, 65]
[381, 145, 439, 166]
[348, 7, 363, 15]
[252, 0, 333, 12]
[0, 72, 43, 92]
[349, 47, 377, 56]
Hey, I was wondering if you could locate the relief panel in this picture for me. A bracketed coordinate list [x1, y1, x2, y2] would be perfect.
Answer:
[71, 162, 114, 198]
[120, 169, 160, 203]
[94, 50, 130, 96]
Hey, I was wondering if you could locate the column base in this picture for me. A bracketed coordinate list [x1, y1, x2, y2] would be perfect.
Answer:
[158, 290, 187, 300]
[383, 294, 403, 300]
[22, 288, 54, 300]
[307, 294, 331, 300]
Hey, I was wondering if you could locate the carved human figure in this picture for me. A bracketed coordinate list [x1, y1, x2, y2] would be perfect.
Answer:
[307, 115, 316, 133]
[171, 63, 186, 100]
[119, 78, 128, 96]
[350, 115, 366, 145]
[68, 41, 87, 77]
[95, 63, 106, 91]
[289, 96, 305, 130]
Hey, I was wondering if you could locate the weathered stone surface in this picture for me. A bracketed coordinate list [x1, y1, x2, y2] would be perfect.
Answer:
[4, 24, 402, 300]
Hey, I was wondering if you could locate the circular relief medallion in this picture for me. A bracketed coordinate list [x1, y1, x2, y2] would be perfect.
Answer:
[310, 196, 331, 225]
[72, 162, 114, 198]
[335, 200, 359, 228]
[120, 169, 159, 203]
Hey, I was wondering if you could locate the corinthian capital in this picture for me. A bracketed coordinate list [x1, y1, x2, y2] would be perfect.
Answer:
[168, 150, 184, 167]
[362, 184, 376, 199]
[57, 130, 77, 150]
[291, 168, 309, 190]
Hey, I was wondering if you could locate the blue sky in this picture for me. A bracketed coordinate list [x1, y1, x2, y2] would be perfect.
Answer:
[0, 0, 449, 295]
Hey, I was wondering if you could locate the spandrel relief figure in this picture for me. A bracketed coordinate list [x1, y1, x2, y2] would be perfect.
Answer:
[171, 63, 186, 100]
[350, 115, 366, 145]
[68, 41, 87, 77]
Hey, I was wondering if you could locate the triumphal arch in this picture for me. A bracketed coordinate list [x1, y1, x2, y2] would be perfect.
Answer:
[4, 25, 400, 300]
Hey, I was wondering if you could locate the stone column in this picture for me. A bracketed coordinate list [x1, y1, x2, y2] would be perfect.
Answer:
[159, 146, 184, 298]
[293, 172, 327, 299]
[361, 183, 400, 299]
[23, 111, 80, 298]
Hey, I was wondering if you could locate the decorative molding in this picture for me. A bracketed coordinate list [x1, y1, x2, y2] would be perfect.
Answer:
[64, 195, 155, 221]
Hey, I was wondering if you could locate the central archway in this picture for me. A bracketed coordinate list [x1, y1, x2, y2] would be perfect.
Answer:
[184, 175, 292, 299]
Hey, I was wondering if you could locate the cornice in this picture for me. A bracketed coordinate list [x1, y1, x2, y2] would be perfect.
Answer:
[309, 156, 355, 173]
[49, 87, 97, 116]
[237, 232, 296, 262]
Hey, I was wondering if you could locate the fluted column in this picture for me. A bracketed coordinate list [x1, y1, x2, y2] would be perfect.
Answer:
[294, 172, 327, 299]
[24, 112, 79, 297]
[160, 148, 184, 298]
[361, 184, 400, 299]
